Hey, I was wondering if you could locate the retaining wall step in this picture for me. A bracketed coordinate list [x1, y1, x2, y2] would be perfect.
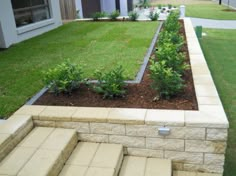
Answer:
[59, 142, 123, 176]
[0, 127, 77, 176]
[119, 156, 171, 176]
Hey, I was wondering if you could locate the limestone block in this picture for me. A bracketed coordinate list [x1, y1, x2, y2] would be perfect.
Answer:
[146, 138, 184, 151]
[197, 97, 221, 105]
[204, 154, 225, 165]
[0, 115, 32, 135]
[185, 140, 227, 153]
[108, 108, 146, 124]
[145, 158, 171, 176]
[165, 151, 203, 164]
[184, 164, 224, 174]
[14, 105, 46, 120]
[127, 148, 163, 158]
[119, 156, 146, 176]
[206, 129, 227, 141]
[59, 165, 88, 176]
[78, 134, 109, 143]
[18, 127, 54, 148]
[90, 123, 125, 135]
[91, 143, 123, 172]
[72, 107, 110, 122]
[185, 127, 205, 140]
[192, 75, 214, 85]
[55, 121, 89, 133]
[66, 142, 99, 166]
[166, 127, 185, 139]
[39, 106, 77, 121]
[172, 162, 184, 170]
[18, 149, 64, 176]
[146, 110, 185, 126]
[126, 125, 160, 137]
[0, 147, 36, 175]
[86, 167, 115, 176]
[34, 120, 56, 127]
[109, 135, 145, 148]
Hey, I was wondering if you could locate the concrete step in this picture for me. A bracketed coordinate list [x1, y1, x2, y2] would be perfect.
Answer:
[0, 127, 77, 176]
[59, 142, 123, 176]
[119, 156, 172, 176]
[173, 171, 222, 176]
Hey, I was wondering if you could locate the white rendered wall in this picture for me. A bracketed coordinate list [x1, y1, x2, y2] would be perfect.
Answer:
[120, 0, 128, 16]
[75, 0, 83, 18]
[100, 0, 116, 14]
[0, 0, 62, 48]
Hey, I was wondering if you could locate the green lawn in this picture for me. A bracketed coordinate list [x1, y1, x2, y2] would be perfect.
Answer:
[0, 21, 158, 118]
[199, 29, 236, 176]
[186, 4, 236, 20]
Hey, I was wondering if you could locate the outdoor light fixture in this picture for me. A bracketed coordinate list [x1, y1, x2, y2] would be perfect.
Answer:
[158, 127, 171, 136]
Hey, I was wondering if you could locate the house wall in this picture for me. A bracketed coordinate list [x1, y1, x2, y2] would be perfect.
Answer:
[100, 0, 116, 14]
[222, 0, 236, 9]
[0, 0, 62, 48]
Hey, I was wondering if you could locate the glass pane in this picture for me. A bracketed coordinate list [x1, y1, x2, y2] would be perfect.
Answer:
[31, 0, 45, 6]
[11, 0, 30, 9]
[32, 6, 50, 22]
[14, 10, 33, 27]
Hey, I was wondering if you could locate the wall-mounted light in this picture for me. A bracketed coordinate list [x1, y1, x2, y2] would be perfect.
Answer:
[158, 127, 170, 136]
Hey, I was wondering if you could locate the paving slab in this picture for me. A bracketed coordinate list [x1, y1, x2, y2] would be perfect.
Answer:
[145, 158, 171, 176]
[66, 142, 99, 166]
[59, 165, 88, 176]
[18, 127, 54, 148]
[0, 147, 36, 175]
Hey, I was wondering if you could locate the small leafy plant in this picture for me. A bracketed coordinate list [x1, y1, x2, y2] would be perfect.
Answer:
[110, 10, 120, 21]
[168, 4, 172, 9]
[129, 11, 139, 21]
[164, 11, 180, 33]
[93, 66, 126, 99]
[149, 60, 184, 99]
[43, 60, 83, 95]
[92, 11, 107, 21]
[158, 4, 162, 9]
[148, 11, 159, 21]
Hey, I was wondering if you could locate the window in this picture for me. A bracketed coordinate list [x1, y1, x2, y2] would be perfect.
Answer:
[11, 0, 51, 27]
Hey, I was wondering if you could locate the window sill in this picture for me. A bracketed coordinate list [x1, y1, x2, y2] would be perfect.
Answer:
[16, 19, 55, 35]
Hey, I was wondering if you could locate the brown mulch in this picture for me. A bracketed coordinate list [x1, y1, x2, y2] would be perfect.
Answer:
[34, 20, 198, 110]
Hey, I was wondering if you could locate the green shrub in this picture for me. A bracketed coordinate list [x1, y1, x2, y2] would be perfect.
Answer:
[93, 66, 126, 99]
[157, 42, 188, 74]
[110, 10, 120, 20]
[149, 60, 184, 99]
[158, 31, 184, 50]
[164, 11, 180, 32]
[129, 11, 139, 21]
[43, 60, 83, 95]
[148, 11, 159, 21]
[92, 11, 107, 21]
[168, 4, 172, 9]
[158, 4, 162, 9]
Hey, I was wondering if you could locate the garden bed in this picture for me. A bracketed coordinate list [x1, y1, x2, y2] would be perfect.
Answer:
[34, 20, 198, 110]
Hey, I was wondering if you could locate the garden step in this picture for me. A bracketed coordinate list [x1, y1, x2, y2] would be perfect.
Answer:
[59, 142, 123, 176]
[119, 156, 171, 176]
[0, 127, 77, 176]
[173, 171, 222, 176]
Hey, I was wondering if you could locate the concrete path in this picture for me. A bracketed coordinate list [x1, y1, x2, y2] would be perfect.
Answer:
[190, 17, 236, 29]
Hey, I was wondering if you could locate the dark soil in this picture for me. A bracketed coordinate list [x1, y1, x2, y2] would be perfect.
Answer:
[34, 20, 198, 110]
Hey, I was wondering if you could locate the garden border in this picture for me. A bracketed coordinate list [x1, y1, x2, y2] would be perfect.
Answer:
[10, 18, 229, 175]
[25, 21, 163, 105]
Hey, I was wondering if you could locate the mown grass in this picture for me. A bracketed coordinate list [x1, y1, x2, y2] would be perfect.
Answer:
[199, 29, 236, 176]
[186, 4, 236, 20]
[0, 21, 158, 118]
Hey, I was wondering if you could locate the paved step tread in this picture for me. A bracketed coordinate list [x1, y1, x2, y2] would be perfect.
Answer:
[119, 156, 171, 176]
[60, 142, 123, 176]
[0, 127, 77, 176]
